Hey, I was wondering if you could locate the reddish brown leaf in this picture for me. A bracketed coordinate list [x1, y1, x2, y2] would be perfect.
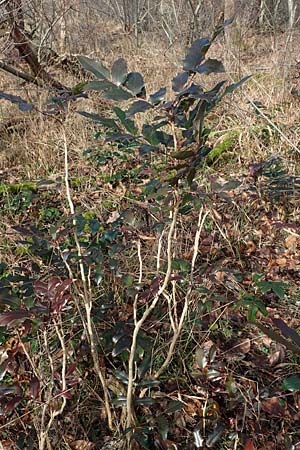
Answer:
[5, 395, 23, 413]
[29, 377, 40, 399]
[0, 310, 31, 327]
[243, 439, 256, 450]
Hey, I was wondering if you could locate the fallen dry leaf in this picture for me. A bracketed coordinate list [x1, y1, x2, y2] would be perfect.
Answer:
[284, 234, 297, 250]
[69, 440, 95, 450]
[261, 396, 288, 416]
[268, 344, 285, 366]
[232, 338, 251, 354]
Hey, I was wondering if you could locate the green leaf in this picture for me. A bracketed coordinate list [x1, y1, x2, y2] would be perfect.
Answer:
[105, 133, 135, 143]
[272, 318, 300, 347]
[103, 85, 133, 101]
[139, 144, 159, 156]
[224, 75, 251, 95]
[124, 72, 145, 96]
[0, 92, 34, 112]
[126, 100, 152, 117]
[196, 59, 225, 75]
[111, 58, 128, 85]
[114, 106, 138, 134]
[137, 379, 160, 388]
[283, 376, 300, 391]
[172, 72, 189, 92]
[149, 87, 166, 105]
[77, 111, 120, 130]
[112, 335, 131, 357]
[165, 400, 184, 414]
[142, 124, 160, 145]
[270, 282, 286, 300]
[211, 15, 235, 42]
[183, 38, 210, 71]
[84, 80, 115, 91]
[195, 348, 207, 369]
[206, 424, 225, 447]
[77, 55, 110, 79]
[122, 274, 134, 287]
[135, 397, 156, 406]
[171, 150, 194, 160]
[157, 415, 169, 441]
[115, 370, 129, 384]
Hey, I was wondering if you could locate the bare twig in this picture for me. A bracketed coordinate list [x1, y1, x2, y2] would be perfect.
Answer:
[154, 207, 209, 378]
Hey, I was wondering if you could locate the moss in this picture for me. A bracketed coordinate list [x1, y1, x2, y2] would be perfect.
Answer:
[207, 131, 239, 163]
[0, 182, 36, 194]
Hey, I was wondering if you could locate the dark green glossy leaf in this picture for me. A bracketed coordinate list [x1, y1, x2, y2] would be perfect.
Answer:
[103, 85, 133, 101]
[77, 111, 119, 130]
[111, 58, 128, 85]
[149, 87, 166, 105]
[0, 92, 34, 111]
[255, 322, 300, 354]
[84, 80, 115, 91]
[135, 397, 156, 406]
[126, 100, 152, 117]
[183, 38, 210, 71]
[211, 15, 235, 42]
[137, 379, 160, 388]
[115, 370, 129, 384]
[122, 274, 134, 287]
[139, 144, 159, 156]
[196, 59, 225, 75]
[112, 335, 132, 357]
[77, 55, 109, 79]
[172, 72, 189, 92]
[272, 318, 300, 347]
[283, 376, 300, 391]
[114, 106, 138, 134]
[105, 133, 135, 143]
[157, 415, 169, 441]
[171, 150, 194, 160]
[124, 72, 145, 96]
[112, 396, 127, 406]
[165, 400, 184, 414]
[224, 75, 251, 95]
[195, 348, 207, 369]
[142, 124, 160, 145]
[206, 424, 225, 447]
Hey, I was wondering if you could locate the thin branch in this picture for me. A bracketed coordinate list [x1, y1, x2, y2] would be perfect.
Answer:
[0, 59, 45, 87]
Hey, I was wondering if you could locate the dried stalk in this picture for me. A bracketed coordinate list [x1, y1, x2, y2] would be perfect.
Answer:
[126, 201, 179, 433]
[62, 130, 113, 430]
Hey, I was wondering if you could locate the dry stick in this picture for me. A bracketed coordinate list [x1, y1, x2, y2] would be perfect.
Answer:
[154, 207, 209, 379]
[62, 130, 113, 430]
[126, 203, 179, 431]
[39, 321, 68, 450]
[133, 239, 143, 325]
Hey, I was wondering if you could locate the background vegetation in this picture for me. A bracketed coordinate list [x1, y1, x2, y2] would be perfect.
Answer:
[1, 1, 300, 449]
